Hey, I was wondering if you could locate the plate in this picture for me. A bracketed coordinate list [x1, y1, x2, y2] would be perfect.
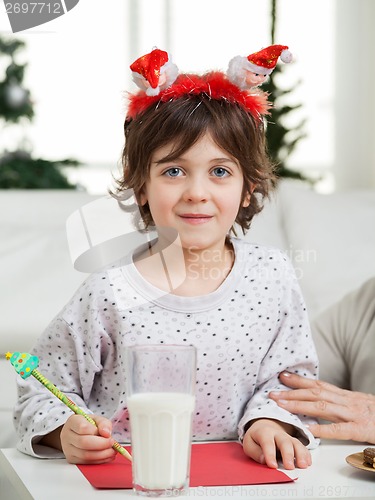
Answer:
[346, 452, 375, 473]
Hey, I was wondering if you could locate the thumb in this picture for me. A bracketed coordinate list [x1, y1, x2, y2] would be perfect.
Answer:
[92, 415, 113, 438]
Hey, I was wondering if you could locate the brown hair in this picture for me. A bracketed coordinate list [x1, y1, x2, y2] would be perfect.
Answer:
[113, 87, 277, 233]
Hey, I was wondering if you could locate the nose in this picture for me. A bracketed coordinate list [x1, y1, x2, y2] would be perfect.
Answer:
[182, 176, 208, 203]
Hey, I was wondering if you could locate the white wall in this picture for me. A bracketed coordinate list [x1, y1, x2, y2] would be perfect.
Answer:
[333, 0, 375, 190]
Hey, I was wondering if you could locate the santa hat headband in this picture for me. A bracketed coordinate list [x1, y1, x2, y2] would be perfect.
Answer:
[127, 45, 292, 121]
[127, 72, 270, 122]
[130, 49, 169, 90]
[246, 44, 292, 76]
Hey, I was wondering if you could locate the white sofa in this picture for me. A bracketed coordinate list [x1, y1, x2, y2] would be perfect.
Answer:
[1, 181, 375, 448]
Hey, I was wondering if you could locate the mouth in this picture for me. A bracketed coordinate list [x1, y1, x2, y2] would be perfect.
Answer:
[178, 213, 213, 225]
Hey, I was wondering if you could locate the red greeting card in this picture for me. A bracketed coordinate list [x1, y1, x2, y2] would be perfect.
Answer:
[77, 441, 295, 489]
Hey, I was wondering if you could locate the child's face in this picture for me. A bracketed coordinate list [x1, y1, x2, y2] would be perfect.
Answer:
[140, 132, 250, 253]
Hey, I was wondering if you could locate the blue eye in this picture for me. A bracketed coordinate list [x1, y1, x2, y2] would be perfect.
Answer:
[212, 167, 229, 178]
[164, 167, 182, 177]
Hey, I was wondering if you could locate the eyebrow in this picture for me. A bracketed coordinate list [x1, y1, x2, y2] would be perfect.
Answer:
[211, 157, 238, 164]
[153, 156, 238, 166]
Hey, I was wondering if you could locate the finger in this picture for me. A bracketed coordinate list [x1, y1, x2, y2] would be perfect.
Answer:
[67, 414, 100, 436]
[289, 439, 311, 469]
[258, 439, 278, 469]
[270, 385, 352, 407]
[272, 431, 311, 470]
[242, 432, 266, 465]
[66, 446, 117, 465]
[77, 432, 115, 451]
[61, 429, 116, 464]
[63, 417, 114, 452]
[273, 398, 355, 423]
[294, 445, 312, 469]
[274, 435, 296, 470]
[307, 422, 361, 441]
[278, 374, 367, 404]
[278, 373, 348, 396]
[248, 431, 278, 469]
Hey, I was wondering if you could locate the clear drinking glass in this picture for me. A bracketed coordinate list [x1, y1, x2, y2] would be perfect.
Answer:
[126, 344, 197, 497]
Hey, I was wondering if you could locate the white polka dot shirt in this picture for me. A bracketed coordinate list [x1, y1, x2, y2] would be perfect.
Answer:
[14, 238, 319, 457]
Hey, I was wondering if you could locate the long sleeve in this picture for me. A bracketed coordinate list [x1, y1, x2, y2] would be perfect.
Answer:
[14, 274, 116, 458]
[237, 255, 319, 448]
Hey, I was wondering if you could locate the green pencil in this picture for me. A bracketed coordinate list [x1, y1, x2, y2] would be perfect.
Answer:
[6, 351, 132, 462]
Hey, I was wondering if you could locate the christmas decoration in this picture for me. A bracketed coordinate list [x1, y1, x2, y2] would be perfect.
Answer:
[127, 70, 270, 122]
[0, 38, 33, 123]
[262, 0, 311, 182]
[227, 44, 293, 90]
[0, 35, 79, 189]
[4, 80, 29, 108]
[247, 44, 292, 74]
[130, 48, 178, 96]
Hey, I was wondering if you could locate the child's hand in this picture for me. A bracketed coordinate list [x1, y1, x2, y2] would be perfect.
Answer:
[242, 418, 311, 470]
[60, 414, 117, 464]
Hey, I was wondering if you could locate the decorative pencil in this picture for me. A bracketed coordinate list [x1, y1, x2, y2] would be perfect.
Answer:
[6, 351, 132, 462]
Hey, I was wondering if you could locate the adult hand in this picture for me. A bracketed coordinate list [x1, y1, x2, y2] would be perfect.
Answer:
[269, 372, 375, 443]
[60, 414, 116, 464]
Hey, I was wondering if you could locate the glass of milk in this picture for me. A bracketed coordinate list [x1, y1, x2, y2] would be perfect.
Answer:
[126, 344, 197, 497]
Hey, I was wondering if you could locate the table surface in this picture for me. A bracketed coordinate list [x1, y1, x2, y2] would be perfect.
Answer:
[1, 442, 375, 499]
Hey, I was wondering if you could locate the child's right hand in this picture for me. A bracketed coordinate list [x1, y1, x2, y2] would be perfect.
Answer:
[60, 414, 117, 464]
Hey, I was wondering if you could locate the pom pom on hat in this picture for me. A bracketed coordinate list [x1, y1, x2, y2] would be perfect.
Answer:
[280, 49, 292, 63]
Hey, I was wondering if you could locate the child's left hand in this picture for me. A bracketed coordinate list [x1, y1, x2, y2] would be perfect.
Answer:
[243, 418, 311, 470]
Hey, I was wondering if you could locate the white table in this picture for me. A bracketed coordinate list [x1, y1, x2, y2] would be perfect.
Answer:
[1, 442, 375, 499]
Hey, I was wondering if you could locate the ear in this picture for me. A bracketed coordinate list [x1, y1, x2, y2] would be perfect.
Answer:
[138, 185, 148, 206]
[242, 192, 251, 208]
[242, 184, 256, 208]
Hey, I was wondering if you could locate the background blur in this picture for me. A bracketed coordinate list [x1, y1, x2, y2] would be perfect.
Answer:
[0, 0, 374, 194]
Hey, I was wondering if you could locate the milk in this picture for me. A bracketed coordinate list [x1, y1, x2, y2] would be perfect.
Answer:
[127, 392, 195, 492]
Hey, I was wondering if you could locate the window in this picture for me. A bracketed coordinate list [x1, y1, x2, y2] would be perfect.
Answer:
[7, 0, 335, 193]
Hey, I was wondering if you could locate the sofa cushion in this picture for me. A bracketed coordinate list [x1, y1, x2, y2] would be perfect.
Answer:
[278, 182, 375, 319]
[0, 191, 96, 352]
[242, 190, 288, 251]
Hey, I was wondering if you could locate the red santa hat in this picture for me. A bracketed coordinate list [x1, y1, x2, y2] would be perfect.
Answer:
[246, 44, 292, 76]
[130, 48, 169, 88]
[130, 48, 179, 96]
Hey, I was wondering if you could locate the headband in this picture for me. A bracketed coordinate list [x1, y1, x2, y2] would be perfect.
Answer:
[127, 45, 292, 122]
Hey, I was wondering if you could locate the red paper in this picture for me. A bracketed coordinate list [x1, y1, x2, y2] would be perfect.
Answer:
[77, 442, 295, 489]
